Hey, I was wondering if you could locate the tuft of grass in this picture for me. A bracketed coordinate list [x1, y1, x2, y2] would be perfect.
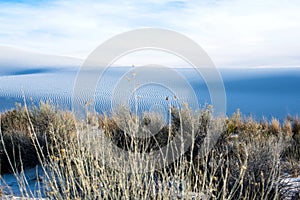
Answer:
[269, 118, 280, 135]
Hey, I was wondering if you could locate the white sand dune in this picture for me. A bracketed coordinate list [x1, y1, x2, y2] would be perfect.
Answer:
[1, 64, 300, 119]
[0, 166, 46, 198]
[0, 67, 204, 115]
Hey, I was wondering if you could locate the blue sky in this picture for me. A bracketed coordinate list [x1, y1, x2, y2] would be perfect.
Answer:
[0, 0, 300, 68]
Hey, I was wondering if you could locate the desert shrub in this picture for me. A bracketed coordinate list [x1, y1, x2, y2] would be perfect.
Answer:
[0, 106, 39, 173]
[38, 106, 286, 199]
[238, 136, 282, 199]
[292, 117, 300, 146]
[39, 106, 215, 199]
[0, 103, 297, 199]
[282, 119, 292, 133]
[269, 118, 280, 135]
[0, 102, 76, 174]
[193, 122, 283, 199]
[226, 109, 242, 136]
[286, 117, 300, 161]
[30, 102, 77, 144]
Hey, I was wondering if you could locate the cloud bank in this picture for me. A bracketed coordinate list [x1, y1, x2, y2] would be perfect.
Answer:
[0, 0, 300, 68]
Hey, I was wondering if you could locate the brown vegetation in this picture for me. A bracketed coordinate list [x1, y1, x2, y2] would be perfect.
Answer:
[0, 103, 299, 199]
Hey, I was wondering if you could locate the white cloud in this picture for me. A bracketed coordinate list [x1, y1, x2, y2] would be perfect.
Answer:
[0, 0, 300, 67]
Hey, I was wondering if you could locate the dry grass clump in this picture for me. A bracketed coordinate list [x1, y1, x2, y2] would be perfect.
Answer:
[225, 110, 296, 144]
[292, 117, 300, 147]
[0, 102, 76, 174]
[1, 105, 40, 174]
[224, 111, 300, 199]
[0, 104, 299, 199]
[194, 110, 284, 199]
[283, 116, 300, 162]
[269, 118, 280, 135]
[37, 106, 285, 199]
